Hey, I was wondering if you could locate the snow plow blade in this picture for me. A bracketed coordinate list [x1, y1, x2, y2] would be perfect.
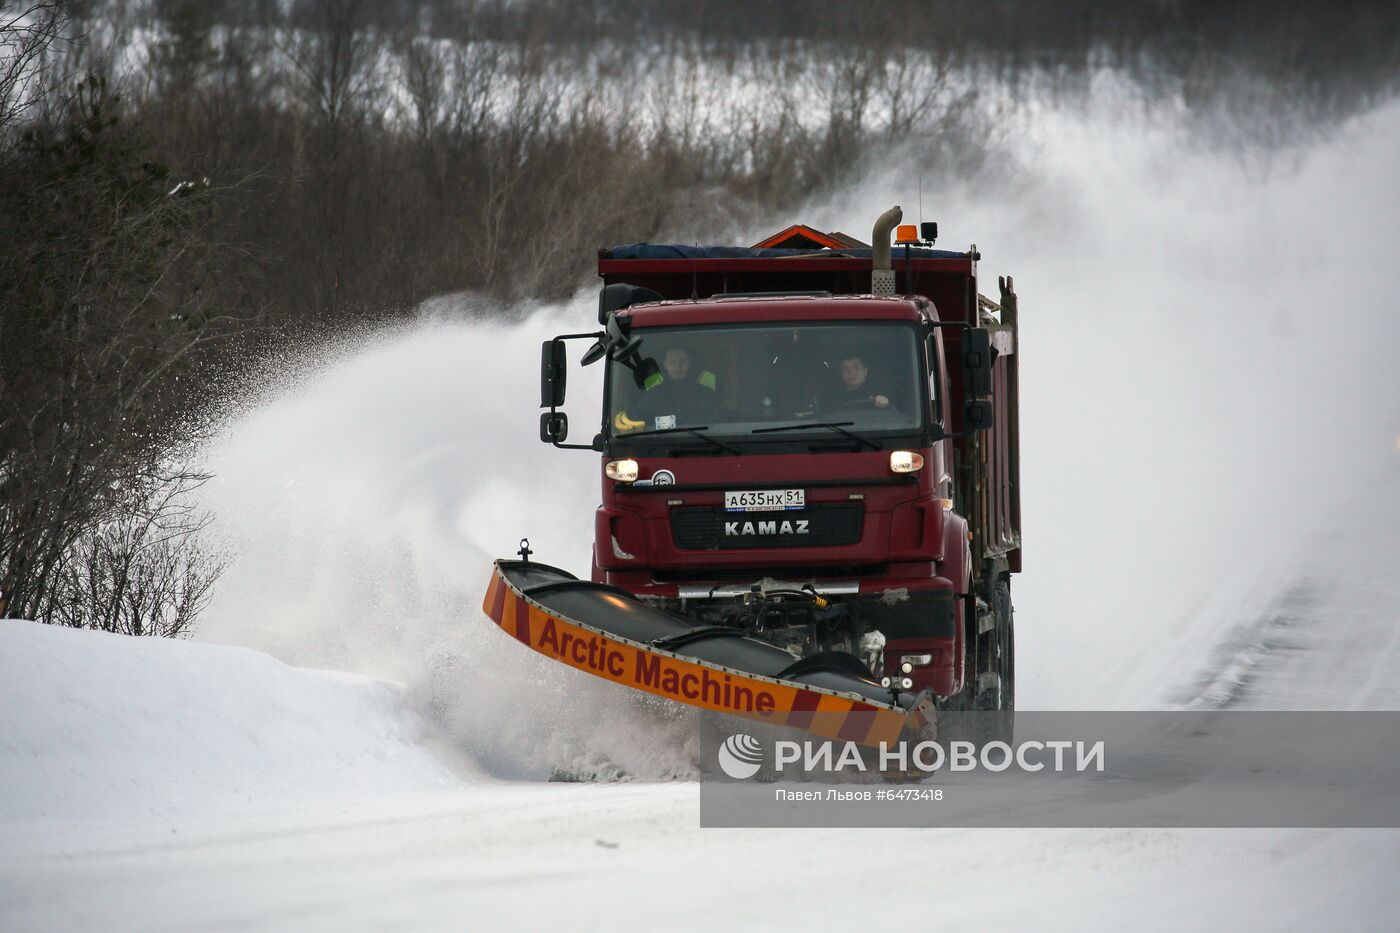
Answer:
[483, 560, 931, 747]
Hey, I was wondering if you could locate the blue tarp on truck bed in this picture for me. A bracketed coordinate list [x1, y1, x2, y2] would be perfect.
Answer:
[605, 244, 968, 260]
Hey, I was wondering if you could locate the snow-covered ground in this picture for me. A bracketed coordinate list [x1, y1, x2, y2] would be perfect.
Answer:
[4, 84, 1399, 931]
[4, 560, 1400, 932]
[0, 623, 465, 825]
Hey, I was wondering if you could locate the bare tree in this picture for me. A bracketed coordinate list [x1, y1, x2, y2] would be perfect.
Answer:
[282, 0, 383, 314]
[47, 474, 227, 638]
[285, 0, 380, 152]
[0, 1, 65, 151]
[0, 72, 238, 622]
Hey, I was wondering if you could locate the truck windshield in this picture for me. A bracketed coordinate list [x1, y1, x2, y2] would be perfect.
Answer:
[607, 321, 924, 445]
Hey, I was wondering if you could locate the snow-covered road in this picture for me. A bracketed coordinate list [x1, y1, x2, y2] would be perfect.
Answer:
[6, 787, 1398, 931]
[1183, 472, 1400, 712]
[3, 474, 1398, 931]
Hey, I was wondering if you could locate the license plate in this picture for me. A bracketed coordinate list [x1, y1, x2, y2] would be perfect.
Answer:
[724, 488, 805, 512]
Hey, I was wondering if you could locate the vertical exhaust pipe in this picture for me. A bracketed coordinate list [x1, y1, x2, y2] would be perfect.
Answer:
[871, 205, 903, 296]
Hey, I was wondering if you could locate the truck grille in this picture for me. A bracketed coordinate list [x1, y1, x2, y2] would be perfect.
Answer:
[671, 503, 864, 550]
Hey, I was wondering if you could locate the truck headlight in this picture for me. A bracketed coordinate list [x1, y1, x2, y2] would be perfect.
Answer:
[889, 450, 924, 473]
[605, 459, 639, 482]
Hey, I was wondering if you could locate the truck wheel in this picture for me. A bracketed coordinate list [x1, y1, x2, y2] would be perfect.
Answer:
[972, 579, 1015, 743]
[992, 578, 1015, 711]
[935, 581, 1013, 747]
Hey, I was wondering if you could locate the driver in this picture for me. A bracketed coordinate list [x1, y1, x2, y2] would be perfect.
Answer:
[637, 347, 717, 426]
[835, 354, 891, 409]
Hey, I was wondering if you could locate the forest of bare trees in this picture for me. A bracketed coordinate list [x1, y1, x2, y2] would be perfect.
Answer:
[1, 6, 234, 633]
[3, 0, 1397, 635]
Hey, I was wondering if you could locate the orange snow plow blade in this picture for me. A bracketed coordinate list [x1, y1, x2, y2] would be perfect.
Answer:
[483, 560, 931, 747]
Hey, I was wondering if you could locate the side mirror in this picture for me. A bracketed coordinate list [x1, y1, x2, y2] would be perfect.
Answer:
[537, 333, 605, 451]
[540, 339, 566, 408]
[964, 399, 994, 433]
[963, 327, 993, 397]
[539, 411, 569, 443]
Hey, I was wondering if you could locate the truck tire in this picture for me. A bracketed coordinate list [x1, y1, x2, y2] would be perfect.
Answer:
[934, 580, 1014, 748]
[970, 578, 1014, 744]
[988, 578, 1015, 711]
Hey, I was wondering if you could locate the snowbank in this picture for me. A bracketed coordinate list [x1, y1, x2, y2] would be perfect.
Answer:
[0, 621, 465, 821]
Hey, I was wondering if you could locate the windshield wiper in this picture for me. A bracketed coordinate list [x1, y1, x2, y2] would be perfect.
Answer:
[750, 420, 882, 451]
[624, 425, 740, 454]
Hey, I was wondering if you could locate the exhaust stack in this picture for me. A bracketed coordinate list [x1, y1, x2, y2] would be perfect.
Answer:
[871, 205, 903, 296]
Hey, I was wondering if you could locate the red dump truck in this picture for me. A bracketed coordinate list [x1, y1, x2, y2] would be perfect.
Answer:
[484, 207, 1020, 745]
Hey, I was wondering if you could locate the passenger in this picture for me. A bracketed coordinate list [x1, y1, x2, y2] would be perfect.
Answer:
[833, 354, 892, 409]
